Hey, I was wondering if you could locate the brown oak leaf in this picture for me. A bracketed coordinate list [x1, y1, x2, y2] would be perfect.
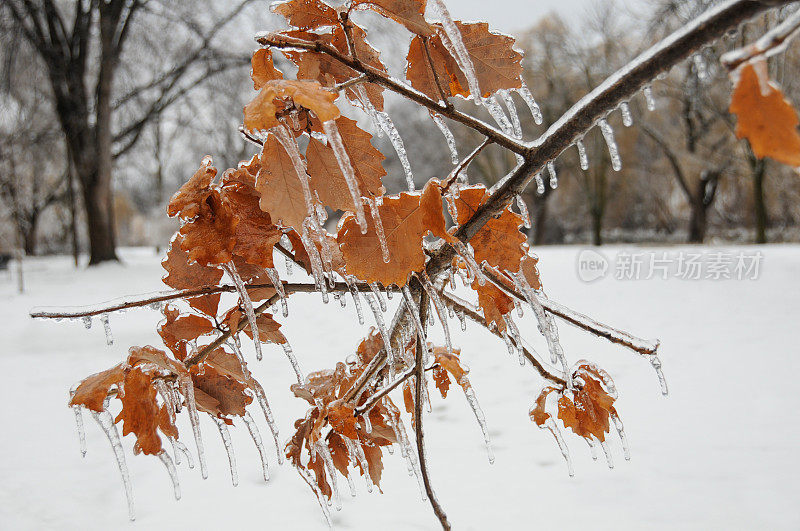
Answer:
[161, 236, 223, 316]
[69, 364, 126, 412]
[244, 79, 340, 132]
[115, 367, 165, 455]
[730, 62, 800, 167]
[352, 0, 432, 36]
[272, 0, 339, 30]
[251, 48, 283, 90]
[256, 134, 311, 230]
[167, 159, 217, 219]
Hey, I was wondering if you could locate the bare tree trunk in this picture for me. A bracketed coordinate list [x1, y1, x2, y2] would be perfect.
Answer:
[22, 214, 38, 256]
[687, 194, 707, 243]
[752, 159, 767, 244]
[591, 206, 603, 246]
[67, 157, 80, 267]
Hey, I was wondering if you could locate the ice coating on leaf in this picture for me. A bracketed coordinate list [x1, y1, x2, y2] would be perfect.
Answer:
[376, 111, 414, 191]
[429, 0, 481, 100]
[534, 172, 545, 195]
[266, 267, 289, 318]
[620, 101, 633, 127]
[598, 118, 622, 171]
[297, 465, 333, 527]
[576, 139, 589, 170]
[517, 79, 543, 125]
[213, 417, 238, 487]
[101, 313, 113, 345]
[451, 240, 486, 286]
[300, 223, 329, 303]
[345, 437, 374, 493]
[316, 443, 342, 511]
[643, 84, 656, 111]
[225, 262, 263, 362]
[366, 197, 391, 263]
[354, 84, 383, 138]
[157, 451, 181, 500]
[515, 195, 531, 229]
[243, 411, 271, 481]
[90, 409, 135, 520]
[179, 376, 208, 479]
[460, 376, 495, 464]
[547, 161, 558, 189]
[483, 95, 515, 138]
[430, 112, 459, 164]
[321, 120, 368, 233]
[272, 125, 321, 226]
[542, 418, 574, 477]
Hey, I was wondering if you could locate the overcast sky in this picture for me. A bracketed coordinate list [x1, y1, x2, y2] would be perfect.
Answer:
[443, 0, 644, 34]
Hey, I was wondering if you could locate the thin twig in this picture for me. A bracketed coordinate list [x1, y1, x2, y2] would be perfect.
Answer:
[442, 137, 492, 192]
[353, 362, 436, 417]
[413, 294, 451, 531]
[422, 36, 452, 109]
[332, 73, 368, 92]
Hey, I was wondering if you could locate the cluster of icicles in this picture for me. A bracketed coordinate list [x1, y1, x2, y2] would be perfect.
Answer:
[64, 6, 674, 524]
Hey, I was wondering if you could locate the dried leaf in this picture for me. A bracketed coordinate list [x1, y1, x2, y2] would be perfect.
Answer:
[115, 368, 164, 455]
[256, 134, 310, 230]
[352, 0, 432, 36]
[226, 308, 287, 344]
[519, 254, 542, 291]
[556, 365, 617, 442]
[272, 0, 339, 30]
[306, 116, 386, 212]
[327, 432, 350, 476]
[69, 364, 126, 412]
[432, 363, 450, 398]
[161, 236, 223, 316]
[161, 313, 215, 343]
[472, 278, 513, 332]
[251, 48, 283, 90]
[225, 182, 284, 269]
[337, 179, 449, 286]
[190, 362, 253, 418]
[450, 185, 526, 273]
[529, 386, 556, 426]
[244, 79, 340, 132]
[178, 191, 238, 266]
[730, 62, 800, 167]
[167, 159, 217, 219]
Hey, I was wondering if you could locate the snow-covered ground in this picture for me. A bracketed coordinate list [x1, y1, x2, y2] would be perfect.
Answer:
[1, 245, 798, 530]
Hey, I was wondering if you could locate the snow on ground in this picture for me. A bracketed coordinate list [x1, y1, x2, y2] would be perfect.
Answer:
[1, 245, 798, 530]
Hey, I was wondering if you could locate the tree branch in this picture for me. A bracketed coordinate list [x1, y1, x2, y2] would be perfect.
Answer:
[721, 5, 800, 69]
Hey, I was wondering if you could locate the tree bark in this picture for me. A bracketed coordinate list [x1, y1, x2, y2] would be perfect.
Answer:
[687, 193, 707, 244]
[752, 159, 767, 244]
[591, 206, 603, 246]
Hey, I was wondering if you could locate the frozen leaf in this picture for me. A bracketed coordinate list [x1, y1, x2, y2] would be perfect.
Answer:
[243, 79, 340, 132]
[529, 386, 556, 427]
[730, 62, 800, 167]
[406, 22, 522, 100]
[115, 368, 165, 455]
[256, 134, 310, 230]
[352, 0, 432, 36]
[69, 364, 126, 412]
[450, 185, 525, 273]
[167, 159, 217, 219]
[337, 179, 450, 286]
[472, 278, 513, 332]
[224, 308, 287, 345]
[190, 363, 253, 418]
[178, 191, 238, 266]
[306, 116, 386, 212]
[519, 254, 542, 291]
[556, 363, 618, 442]
[272, 0, 339, 30]
[225, 182, 284, 269]
[432, 363, 451, 398]
[161, 237, 223, 316]
[251, 48, 283, 90]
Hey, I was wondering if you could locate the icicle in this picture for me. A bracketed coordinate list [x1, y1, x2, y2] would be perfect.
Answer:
[456, 308, 467, 331]
[515, 300, 524, 318]
[517, 79, 544, 125]
[243, 412, 270, 481]
[173, 439, 194, 469]
[345, 466, 357, 497]
[179, 376, 208, 479]
[692, 53, 708, 81]
[534, 173, 545, 195]
[281, 342, 303, 384]
[316, 444, 342, 510]
[321, 120, 368, 232]
[91, 409, 135, 520]
[225, 262, 263, 362]
[483, 95, 515, 137]
[213, 417, 238, 486]
[586, 437, 599, 461]
[266, 267, 288, 318]
[430, 112, 459, 164]
[451, 240, 486, 285]
[362, 412, 373, 434]
[376, 111, 414, 191]
[366, 198, 390, 263]
[384, 406, 427, 500]
[364, 292, 397, 380]
[504, 315, 525, 366]
[82, 316, 92, 329]
[254, 386, 283, 464]
[346, 439, 374, 493]
[422, 278, 454, 359]
[300, 223, 329, 304]
[576, 139, 589, 170]
[284, 255, 294, 276]
[345, 276, 365, 325]
[460, 378, 495, 464]
[515, 195, 531, 229]
[401, 286, 428, 366]
[598, 118, 622, 171]
[611, 412, 630, 461]
[620, 102, 633, 127]
[447, 303, 455, 320]
[100, 313, 113, 345]
[157, 451, 181, 500]
[297, 466, 333, 527]
[272, 125, 321, 226]
[643, 84, 656, 111]
[355, 84, 383, 138]
[385, 285, 394, 300]
[368, 282, 386, 312]
[69, 384, 87, 457]
[547, 161, 558, 189]
[542, 419, 574, 477]
[600, 440, 615, 469]
[500, 330, 515, 356]
[427, 307, 436, 327]
[649, 355, 669, 396]
[499, 90, 523, 139]
[430, 0, 481, 100]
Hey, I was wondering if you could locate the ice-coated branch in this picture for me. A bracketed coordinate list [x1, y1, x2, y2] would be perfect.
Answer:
[480, 268, 660, 357]
[438, 290, 566, 386]
[255, 32, 528, 154]
[413, 295, 451, 531]
[721, 6, 800, 69]
[353, 362, 437, 417]
[28, 281, 387, 320]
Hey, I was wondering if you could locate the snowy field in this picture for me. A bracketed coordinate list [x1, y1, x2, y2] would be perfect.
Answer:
[1, 245, 798, 530]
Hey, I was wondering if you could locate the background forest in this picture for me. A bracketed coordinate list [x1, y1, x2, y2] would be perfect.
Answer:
[2, 0, 799, 264]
